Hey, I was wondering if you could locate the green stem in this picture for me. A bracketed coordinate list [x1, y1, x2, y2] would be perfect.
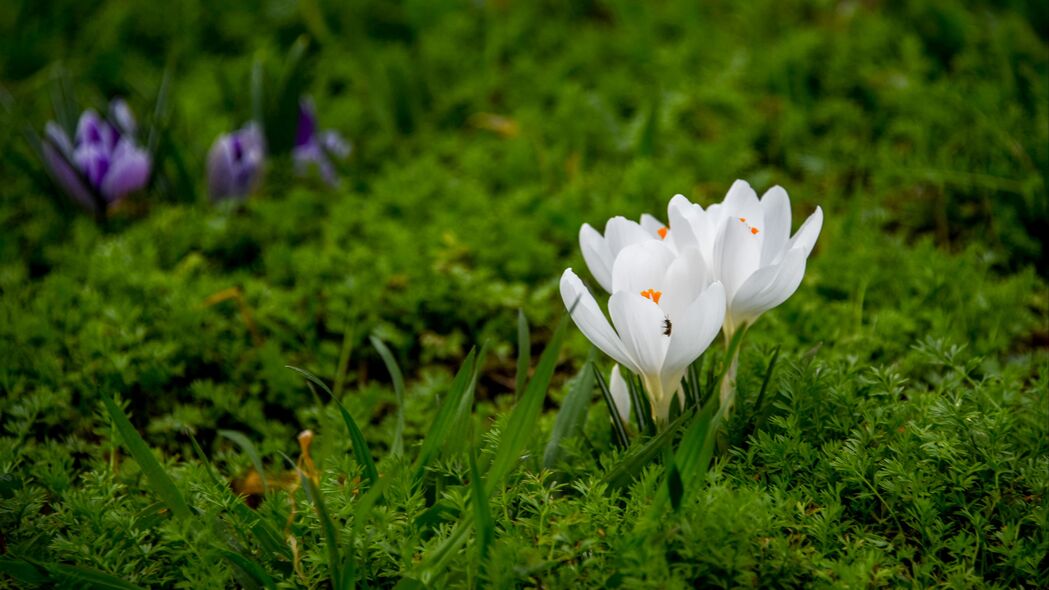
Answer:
[720, 338, 741, 413]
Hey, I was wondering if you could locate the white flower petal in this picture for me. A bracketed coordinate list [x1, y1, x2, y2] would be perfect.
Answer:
[560, 269, 639, 373]
[604, 216, 652, 257]
[663, 281, 725, 378]
[660, 246, 708, 321]
[788, 206, 824, 258]
[714, 214, 763, 300]
[729, 248, 807, 324]
[722, 179, 763, 230]
[609, 364, 632, 424]
[759, 186, 792, 265]
[611, 240, 675, 295]
[639, 213, 665, 237]
[608, 291, 669, 377]
[579, 223, 613, 293]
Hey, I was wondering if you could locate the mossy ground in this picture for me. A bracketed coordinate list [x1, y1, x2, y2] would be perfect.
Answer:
[1, 1, 1047, 588]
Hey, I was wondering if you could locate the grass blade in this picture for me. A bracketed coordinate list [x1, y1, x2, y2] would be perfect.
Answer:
[413, 348, 478, 481]
[218, 549, 277, 590]
[0, 557, 48, 585]
[186, 433, 290, 559]
[601, 410, 691, 490]
[286, 365, 379, 486]
[543, 353, 596, 468]
[99, 391, 193, 521]
[748, 346, 781, 438]
[46, 563, 148, 590]
[515, 310, 530, 398]
[664, 447, 683, 512]
[469, 445, 494, 564]
[593, 366, 630, 448]
[485, 313, 568, 495]
[370, 335, 406, 456]
[218, 430, 268, 493]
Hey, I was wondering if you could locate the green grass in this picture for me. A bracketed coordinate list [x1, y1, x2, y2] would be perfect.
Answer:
[1, 0, 1047, 588]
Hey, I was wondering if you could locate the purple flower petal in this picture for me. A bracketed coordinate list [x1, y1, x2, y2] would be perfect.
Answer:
[208, 124, 266, 201]
[100, 138, 151, 203]
[296, 98, 317, 148]
[320, 130, 351, 159]
[41, 140, 97, 212]
[294, 144, 339, 187]
[44, 122, 75, 158]
[109, 98, 137, 137]
[76, 110, 118, 152]
[73, 143, 111, 189]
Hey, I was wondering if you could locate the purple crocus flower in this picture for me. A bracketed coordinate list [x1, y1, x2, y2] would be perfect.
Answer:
[40, 100, 152, 214]
[293, 97, 350, 187]
[207, 123, 266, 202]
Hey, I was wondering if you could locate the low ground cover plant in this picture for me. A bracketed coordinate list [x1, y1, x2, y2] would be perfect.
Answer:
[0, 0, 1046, 588]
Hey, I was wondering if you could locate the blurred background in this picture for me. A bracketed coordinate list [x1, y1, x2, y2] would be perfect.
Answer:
[0, 0, 1045, 444]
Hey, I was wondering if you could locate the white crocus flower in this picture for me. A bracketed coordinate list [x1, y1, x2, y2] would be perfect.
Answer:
[608, 364, 632, 424]
[579, 214, 672, 293]
[667, 180, 823, 337]
[561, 241, 725, 424]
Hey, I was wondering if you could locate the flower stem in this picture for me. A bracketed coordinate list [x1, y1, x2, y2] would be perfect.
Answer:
[720, 339, 741, 414]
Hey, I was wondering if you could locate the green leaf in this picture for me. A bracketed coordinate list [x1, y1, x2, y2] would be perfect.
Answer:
[371, 335, 407, 456]
[218, 430, 268, 493]
[593, 365, 630, 448]
[601, 410, 691, 490]
[99, 391, 193, 521]
[485, 313, 568, 495]
[664, 448, 683, 512]
[186, 433, 290, 559]
[674, 393, 721, 492]
[286, 365, 379, 487]
[748, 346, 782, 437]
[543, 353, 596, 468]
[469, 445, 494, 564]
[46, 563, 148, 590]
[0, 557, 47, 584]
[515, 310, 531, 398]
[299, 0, 333, 44]
[413, 348, 478, 481]
[218, 550, 277, 590]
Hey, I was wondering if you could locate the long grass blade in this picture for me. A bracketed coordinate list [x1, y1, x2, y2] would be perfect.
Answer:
[485, 313, 568, 495]
[218, 430, 268, 493]
[515, 310, 531, 398]
[99, 391, 193, 521]
[46, 563, 148, 590]
[543, 353, 596, 468]
[593, 366, 630, 448]
[186, 433, 290, 559]
[218, 549, 277, 590]
[286, 365, 378, 486]
[601, 410, 691, 490]
[413, 348, 478, 481]
[469, 446, 494, 564]
[370, 335, 406, 455]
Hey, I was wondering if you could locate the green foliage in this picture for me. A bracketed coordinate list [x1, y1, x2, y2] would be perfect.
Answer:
[0, 0, 1047, 588]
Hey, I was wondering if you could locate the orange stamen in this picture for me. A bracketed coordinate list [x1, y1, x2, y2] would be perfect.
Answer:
[640, 289, 662, 304]
[657, 226, 668, 240]
[751, 227, 760, 235]
[739, 217, 746, 222]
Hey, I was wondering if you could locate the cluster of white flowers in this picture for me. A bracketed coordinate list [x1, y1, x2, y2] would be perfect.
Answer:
[561, 180, 823, 425]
